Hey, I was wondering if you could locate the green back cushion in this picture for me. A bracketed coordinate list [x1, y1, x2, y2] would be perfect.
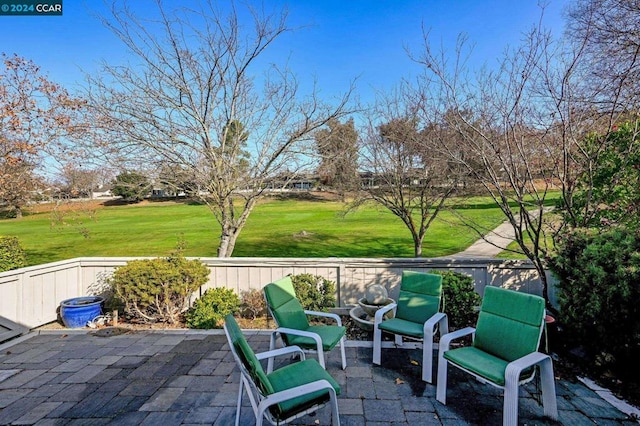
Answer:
[395, 271, 443, 324]
[225, 314, 274, 395]
[264, 277, 310, 344]
[474, 286, 545, 362]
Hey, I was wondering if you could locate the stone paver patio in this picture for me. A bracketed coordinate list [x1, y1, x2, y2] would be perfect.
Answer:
[0, 330, 637, 425]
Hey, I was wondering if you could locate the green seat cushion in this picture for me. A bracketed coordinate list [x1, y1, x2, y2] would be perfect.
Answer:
[444, 346, 509, 385]
[286, 325, 345, 351]
[267, 358, 341, 419]
[474, 287, 545, 362]
[442, 287, 544, 387]
[401, 271, 442, 294]
[235, 335, 275, 395]
[395, 271, 442, 324]
[444, 346, 535, 386]
[264, 277, 297, 308]
[225, 314, 275, 395]
[272, 298, 310, 331]
[264, 279, 310, 345]
[378, 317, 424, 338]
[395, 291, 440, 324]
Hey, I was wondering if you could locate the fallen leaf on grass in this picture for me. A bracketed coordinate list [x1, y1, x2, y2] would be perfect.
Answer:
[410, 359, 419, 366]
[395, 378, 405, 385]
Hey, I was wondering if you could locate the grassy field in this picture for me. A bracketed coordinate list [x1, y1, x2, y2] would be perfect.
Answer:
[0, 195, 514, 266]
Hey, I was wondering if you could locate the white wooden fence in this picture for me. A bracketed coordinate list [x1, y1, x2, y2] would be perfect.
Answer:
[0, 256, 556, 329]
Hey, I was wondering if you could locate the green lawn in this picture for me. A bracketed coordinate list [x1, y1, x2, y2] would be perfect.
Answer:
[0, 196, 512, 266]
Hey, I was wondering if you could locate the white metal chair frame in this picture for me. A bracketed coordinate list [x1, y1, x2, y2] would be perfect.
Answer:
[436, 326, 559, 426]
[224, 323, 340, 426]
[264, 292, 347, 371]
[372, 303, 449, 383]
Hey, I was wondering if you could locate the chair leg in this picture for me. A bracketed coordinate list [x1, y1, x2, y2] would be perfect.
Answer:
[235, 378, 244, 426]
[339, 336, 347, 369]
[372, 324, 382, 365]
[503, 373, 520, 426]
[330, 390, 341, 425]
[267, 331, 278, 373]
[256, 407, 265, 426]
[317, 347, 327, 369]
[436, 350, 448, 404]
[422, 332, 434, 383]
[540, 357, 559, 420]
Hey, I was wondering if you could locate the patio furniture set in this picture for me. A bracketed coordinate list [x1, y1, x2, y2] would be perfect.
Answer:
[224, 271, 559, 426]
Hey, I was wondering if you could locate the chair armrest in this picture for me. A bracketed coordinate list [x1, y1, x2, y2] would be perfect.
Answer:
[439, 327, 475, 352]
[505, 351, 558, 420]
[304, 310, 342, 326]
[255, 345, 306, 362]
[258, 379, 336, 410]
[275, 327, 324, 349]
[424, 312, 448, 335]
[505, 351, 552, 383]
[373, 302, 397, 325]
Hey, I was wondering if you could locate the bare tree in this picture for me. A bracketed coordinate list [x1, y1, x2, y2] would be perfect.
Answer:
[559, 0, 640, 229]
[0, 53, 87, 218]
[567, 0, 640, 115]
[410, 22, 596, 310]
[358, 87, 460, 257]
[86, 1, 352, 256]
[55, 164, 102, 199]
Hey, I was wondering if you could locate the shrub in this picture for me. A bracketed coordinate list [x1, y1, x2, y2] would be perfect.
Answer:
[185, 287, 240, 329]
[0, 236, 27, 272]
[432, 270, 481, 329]
[290, 273, 336, 312]
[240, 288, 266, 319]
[109, 253, 208, 324]
[111, 171, 151, 202]
[549, 228, 640, 381]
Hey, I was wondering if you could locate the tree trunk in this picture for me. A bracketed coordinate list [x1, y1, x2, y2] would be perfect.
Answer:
[533, 258, 558, 316]
[217, 231, 236, 258]
[413, 235, 423, 257]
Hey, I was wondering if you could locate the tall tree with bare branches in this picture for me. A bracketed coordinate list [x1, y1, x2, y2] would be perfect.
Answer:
[86, 1, 353, 256]
[567, 0, 640, 116]
[412, 2, 640, 310]
[358, 87, 460, 257]
[410, 21, 595, 310]
[0, 53, 86, 218]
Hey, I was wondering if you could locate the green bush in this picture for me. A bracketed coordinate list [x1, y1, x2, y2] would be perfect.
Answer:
[290, 273, 336, 312]
[240, 288, 266, 319]
[109, 254, 208, 324]
[111, 171, 151, 202]
[549, 228, 640, 380]
[432, 270, 481, 329]
[0, 236, 27, 272]
[185, 287, 240, 329]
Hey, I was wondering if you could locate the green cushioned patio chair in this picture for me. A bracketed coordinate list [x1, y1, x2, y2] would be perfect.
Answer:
[263, 275, 347, 370]
[223, 314, 341, 426]
[372, 270, 449, 383]
[436, 286, 558, 426]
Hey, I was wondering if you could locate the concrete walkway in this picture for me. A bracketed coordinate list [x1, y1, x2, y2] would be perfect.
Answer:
[453, 209, 554, 259]
[0, 330, 637, 425]
[452, 220, 517, 258]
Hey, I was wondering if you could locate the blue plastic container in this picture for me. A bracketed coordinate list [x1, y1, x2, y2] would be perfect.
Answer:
[59, 296, 104, 328]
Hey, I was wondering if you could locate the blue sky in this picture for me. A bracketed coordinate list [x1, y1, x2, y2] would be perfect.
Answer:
[1, 0, 569, 104]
